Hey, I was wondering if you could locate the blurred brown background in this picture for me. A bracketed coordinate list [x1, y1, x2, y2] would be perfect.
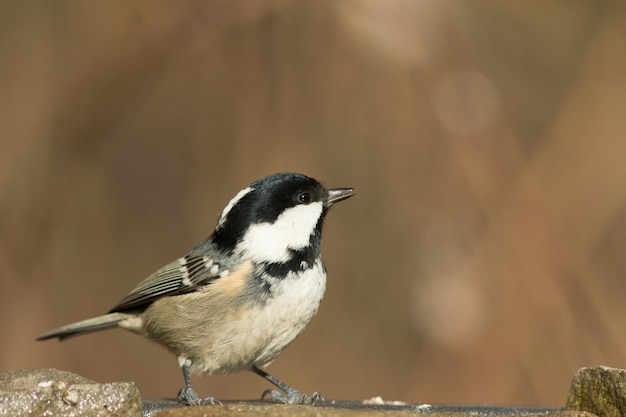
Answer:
[2, 0, 626, 407]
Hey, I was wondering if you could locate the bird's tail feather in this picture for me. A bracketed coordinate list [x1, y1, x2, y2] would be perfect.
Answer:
[36, 312, 130, 341]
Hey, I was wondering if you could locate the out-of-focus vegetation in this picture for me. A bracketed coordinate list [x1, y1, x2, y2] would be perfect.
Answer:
[2, 0, 626, 406]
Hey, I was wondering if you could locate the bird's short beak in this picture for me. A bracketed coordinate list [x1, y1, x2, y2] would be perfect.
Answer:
[326, 188, 356, 207]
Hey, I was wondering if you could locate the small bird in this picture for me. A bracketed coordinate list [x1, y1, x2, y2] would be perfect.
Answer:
[37, 172, 355, 405]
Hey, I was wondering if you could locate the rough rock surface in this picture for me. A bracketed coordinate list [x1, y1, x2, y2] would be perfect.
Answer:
[3, 366, 621, 417]
[152, 403, 595, 417]
[0, 368, 142, 417]
[566, 366, 626, 417]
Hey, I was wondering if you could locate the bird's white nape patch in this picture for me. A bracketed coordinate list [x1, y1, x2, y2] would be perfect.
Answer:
[236, 202, 323, 262]
[217, 186, 253, 228]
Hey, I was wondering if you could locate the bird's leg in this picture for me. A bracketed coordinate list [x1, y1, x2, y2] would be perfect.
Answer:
[177, 363, 220, 405]
[251, 365, 323, 405]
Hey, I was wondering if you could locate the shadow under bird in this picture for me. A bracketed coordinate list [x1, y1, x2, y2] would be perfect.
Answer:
[37, 172, 355, 405]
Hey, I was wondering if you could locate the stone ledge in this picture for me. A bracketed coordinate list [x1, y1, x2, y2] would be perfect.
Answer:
[0, 368, 142, 417]
[5, 367, 626, 417]
[566, 366, 626, 417]
[143, 399, 566, 417]
[149, 403, 591, 417]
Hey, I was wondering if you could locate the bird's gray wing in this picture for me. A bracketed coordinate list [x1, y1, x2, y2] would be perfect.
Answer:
[108, 251, 231, 313]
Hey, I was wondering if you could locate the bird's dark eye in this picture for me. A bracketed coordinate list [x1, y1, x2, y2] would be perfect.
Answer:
[298, 192, 312, 204]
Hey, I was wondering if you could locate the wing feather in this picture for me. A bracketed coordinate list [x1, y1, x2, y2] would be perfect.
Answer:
[108, 252, 232, 313]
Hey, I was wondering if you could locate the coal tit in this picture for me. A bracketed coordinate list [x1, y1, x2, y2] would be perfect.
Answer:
[37, 172, 355, 405]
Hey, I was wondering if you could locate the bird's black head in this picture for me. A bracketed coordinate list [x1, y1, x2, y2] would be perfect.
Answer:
[210, 173, 354, 261]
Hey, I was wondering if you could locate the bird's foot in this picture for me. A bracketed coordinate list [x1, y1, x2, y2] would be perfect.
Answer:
[177, 386, 221, 406]
[261, 388, 323, 405]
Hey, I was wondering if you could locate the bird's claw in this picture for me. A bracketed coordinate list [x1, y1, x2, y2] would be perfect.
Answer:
[261, 388, 323, 405]
[177, 386, 221, 406]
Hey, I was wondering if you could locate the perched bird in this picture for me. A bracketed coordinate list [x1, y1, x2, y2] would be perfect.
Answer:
[37, 172, 355, 405]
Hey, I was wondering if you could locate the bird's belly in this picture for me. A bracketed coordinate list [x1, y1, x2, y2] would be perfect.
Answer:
[143, 262, 327, 375]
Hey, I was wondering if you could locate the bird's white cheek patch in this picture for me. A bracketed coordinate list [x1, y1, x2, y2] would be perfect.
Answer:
[237, 202, 323, 262]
